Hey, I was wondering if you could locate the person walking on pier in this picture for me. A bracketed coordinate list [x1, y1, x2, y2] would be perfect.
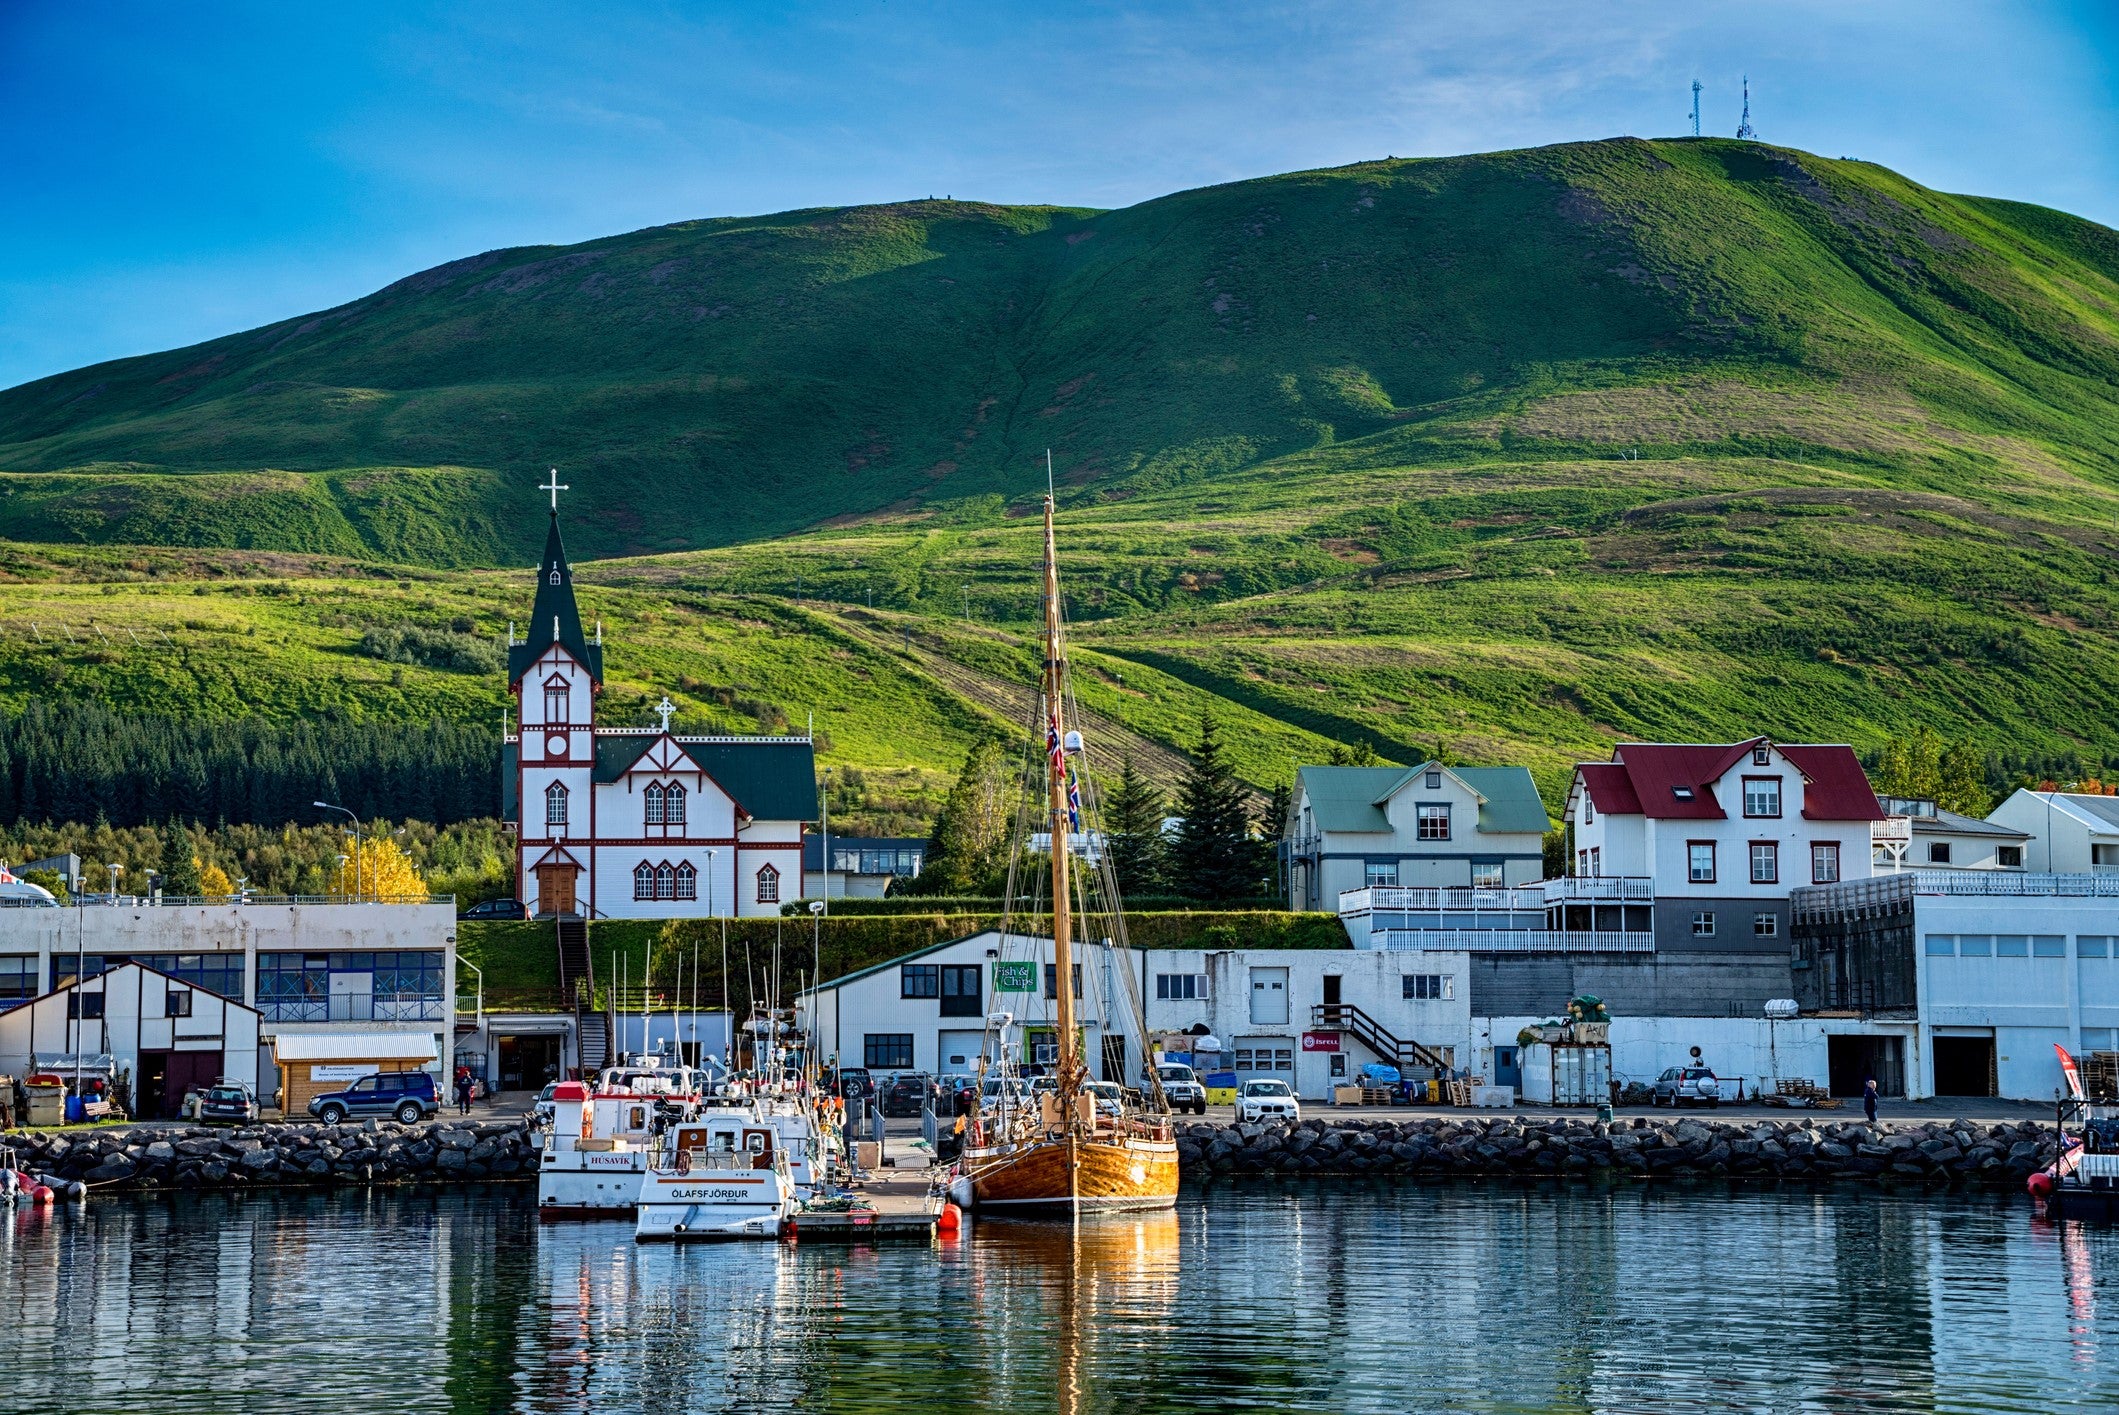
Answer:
[1862, 1078, 1879, 1125]
[455, 1067, 475, 1117]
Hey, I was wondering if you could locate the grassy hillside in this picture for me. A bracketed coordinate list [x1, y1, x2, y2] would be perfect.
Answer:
[0, 138, 2117, 822]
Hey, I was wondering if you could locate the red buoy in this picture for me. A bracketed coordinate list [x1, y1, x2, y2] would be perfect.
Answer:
[937, 1202, 963, 1234]
[2028, 1170, 2055, 1200]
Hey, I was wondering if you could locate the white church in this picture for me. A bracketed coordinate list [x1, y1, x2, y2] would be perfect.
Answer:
[503, 488, 816, 919]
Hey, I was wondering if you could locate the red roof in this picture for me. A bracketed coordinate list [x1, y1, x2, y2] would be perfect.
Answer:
[1573, 740, 1883, 822]
[1778, 744, 1887, 821]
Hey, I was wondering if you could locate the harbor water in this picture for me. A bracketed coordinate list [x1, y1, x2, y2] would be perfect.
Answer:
[5, 1181, 2118, 1413]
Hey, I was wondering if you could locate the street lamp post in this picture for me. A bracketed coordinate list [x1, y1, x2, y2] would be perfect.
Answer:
[316, 802, 361, 900]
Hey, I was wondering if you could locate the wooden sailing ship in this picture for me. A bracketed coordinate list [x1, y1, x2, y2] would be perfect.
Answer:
[957, 485, 1180, 1213]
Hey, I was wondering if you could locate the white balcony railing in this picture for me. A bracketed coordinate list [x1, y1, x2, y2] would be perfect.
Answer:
[1341, 877, 1654, 916]
[1341, 886, 1546, 914]
[1375, 929, 1655, 953]
[1537, 876, 1654, 902]
[1795, 869, 2119, 921]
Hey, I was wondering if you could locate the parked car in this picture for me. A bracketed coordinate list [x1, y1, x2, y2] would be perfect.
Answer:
[1651, 1066, 1721, 1109]
[882, 1072, 939, 1117]
[533, 1082, 558, 1128]
[1156, 1063, 1209, 1115]
[308, 1071, 441, 1125]
[833, 1068, 875, 1104]
[1083, 1081, 1126, 1118]
[459, 897, 528, 921]
[938, 1074, 980, 1114]
[1235, 1079, 1300, 1123]
[197, 1081, 259, 1125]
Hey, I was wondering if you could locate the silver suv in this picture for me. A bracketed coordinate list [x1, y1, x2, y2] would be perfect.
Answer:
[1155, 1064, 1208, 1115]
[1651, 1066, 1721, 1109]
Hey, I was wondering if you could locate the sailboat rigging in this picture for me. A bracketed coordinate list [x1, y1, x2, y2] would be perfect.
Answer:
[953, 481, 1180, 1213]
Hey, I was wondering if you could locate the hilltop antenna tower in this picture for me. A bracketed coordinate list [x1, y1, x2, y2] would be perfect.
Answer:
[1690, 80, 1702, 137]
[1735, 76, 1757, 141]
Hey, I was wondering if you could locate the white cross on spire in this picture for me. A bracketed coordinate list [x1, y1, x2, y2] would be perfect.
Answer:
[539, 468, 569, 511]
[655, 695, 676, 733]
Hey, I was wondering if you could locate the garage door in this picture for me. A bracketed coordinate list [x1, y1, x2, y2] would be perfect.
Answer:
[1234, 1037, 1294, 1085]
[936, 1030, 988, 1074]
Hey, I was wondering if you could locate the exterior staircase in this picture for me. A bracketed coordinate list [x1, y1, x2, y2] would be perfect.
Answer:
[554, 915, 609, 1077]
[1310, 1003, 1453, 1076]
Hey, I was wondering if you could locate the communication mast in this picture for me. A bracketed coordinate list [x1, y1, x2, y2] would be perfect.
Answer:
[1736, 75, 1758, 140]
[1690, 80, 1702, 137]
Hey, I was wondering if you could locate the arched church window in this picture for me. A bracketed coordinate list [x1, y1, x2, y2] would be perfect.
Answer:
[663, 783, 687, 827]
[633, 861, 655, 901]
[675, 861, 697, 901]
[655, 863, 676, 901]
[545, 782, 569, 826]
[756, 864, 780, 904]
[544, 676, 569, 725]
[644, 783, 665, 826]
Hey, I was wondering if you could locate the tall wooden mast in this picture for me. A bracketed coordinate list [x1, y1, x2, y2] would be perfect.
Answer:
[1043, 492, 1080, 1105]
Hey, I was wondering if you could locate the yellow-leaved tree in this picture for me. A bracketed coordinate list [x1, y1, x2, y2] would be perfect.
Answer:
[331, 836, 429, 901]
[199, 863, 234, 898]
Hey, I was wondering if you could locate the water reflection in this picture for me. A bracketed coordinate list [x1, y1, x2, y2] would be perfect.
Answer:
[7, 1183, 2119, 1413]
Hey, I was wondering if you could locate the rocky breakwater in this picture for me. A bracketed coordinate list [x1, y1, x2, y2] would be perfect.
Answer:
[7, 1118, 539, 1192]
[1176, 1115, 2066, 1187]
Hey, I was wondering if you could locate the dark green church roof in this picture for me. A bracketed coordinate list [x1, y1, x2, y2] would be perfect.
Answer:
[507, 512, 603, 684]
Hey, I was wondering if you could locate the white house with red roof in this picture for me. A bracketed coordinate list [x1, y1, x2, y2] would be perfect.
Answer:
[501, 493, 816, 920]
[1565, 738, 1884, 952]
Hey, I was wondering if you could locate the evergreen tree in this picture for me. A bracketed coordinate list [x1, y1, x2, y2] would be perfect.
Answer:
[158, 819, 203, 896]
[1166, 712, 1269, 901]
[1327, 740, 1383, 766]
[1102, 756, 1168, 898]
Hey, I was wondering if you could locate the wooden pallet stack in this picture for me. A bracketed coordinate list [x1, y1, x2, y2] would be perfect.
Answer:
[2085, 1051, 2119, 1101]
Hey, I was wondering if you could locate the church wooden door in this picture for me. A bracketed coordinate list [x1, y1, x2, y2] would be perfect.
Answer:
[537, 864, 578, 916]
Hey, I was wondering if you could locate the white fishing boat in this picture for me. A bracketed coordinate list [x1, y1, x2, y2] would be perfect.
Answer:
[634, 1109, 799, 1241]
[537, 1082, 662, 1217]
[536, 1057, 707, 1217]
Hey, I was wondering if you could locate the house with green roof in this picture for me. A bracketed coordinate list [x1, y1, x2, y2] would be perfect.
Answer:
[502, 493, 816, 920]
[1286, 762, 1549, 911]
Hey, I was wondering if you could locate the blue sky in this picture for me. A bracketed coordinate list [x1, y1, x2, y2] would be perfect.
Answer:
[1, 1, 2113, 390]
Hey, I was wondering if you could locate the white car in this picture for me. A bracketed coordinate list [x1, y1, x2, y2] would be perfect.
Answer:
[1083, 1081, 1125, 1118]
[1236, 1079, 1300, 1123]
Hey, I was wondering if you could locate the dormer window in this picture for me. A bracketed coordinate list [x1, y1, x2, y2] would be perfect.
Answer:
[549, 562, 563, 585]
[1752, 745, 1770, 766]
[1672, 786, 1695, 801]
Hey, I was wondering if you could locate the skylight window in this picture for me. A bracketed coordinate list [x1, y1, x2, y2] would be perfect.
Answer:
[1672, 786, 1695, 800]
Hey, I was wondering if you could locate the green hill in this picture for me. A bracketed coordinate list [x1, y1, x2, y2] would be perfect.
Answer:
[0, 137, 2118, 822]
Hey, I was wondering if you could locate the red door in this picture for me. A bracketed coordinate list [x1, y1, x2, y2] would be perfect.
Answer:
[165, 1051, 224, 1117]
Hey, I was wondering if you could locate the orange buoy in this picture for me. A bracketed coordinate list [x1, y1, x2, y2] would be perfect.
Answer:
[936, 1202, 962, 1234]
[29, 1185, 53, 1205]
[2028, 1170, 2055, 1200]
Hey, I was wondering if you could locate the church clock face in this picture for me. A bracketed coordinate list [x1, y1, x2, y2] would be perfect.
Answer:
[546, 732, 568, 758]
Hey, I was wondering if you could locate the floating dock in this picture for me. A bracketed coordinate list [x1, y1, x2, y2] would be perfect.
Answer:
[788, 1174, 942, 1242]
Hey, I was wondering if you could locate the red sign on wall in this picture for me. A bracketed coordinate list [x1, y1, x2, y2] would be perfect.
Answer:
[1300, 1032, 1341, 1053]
